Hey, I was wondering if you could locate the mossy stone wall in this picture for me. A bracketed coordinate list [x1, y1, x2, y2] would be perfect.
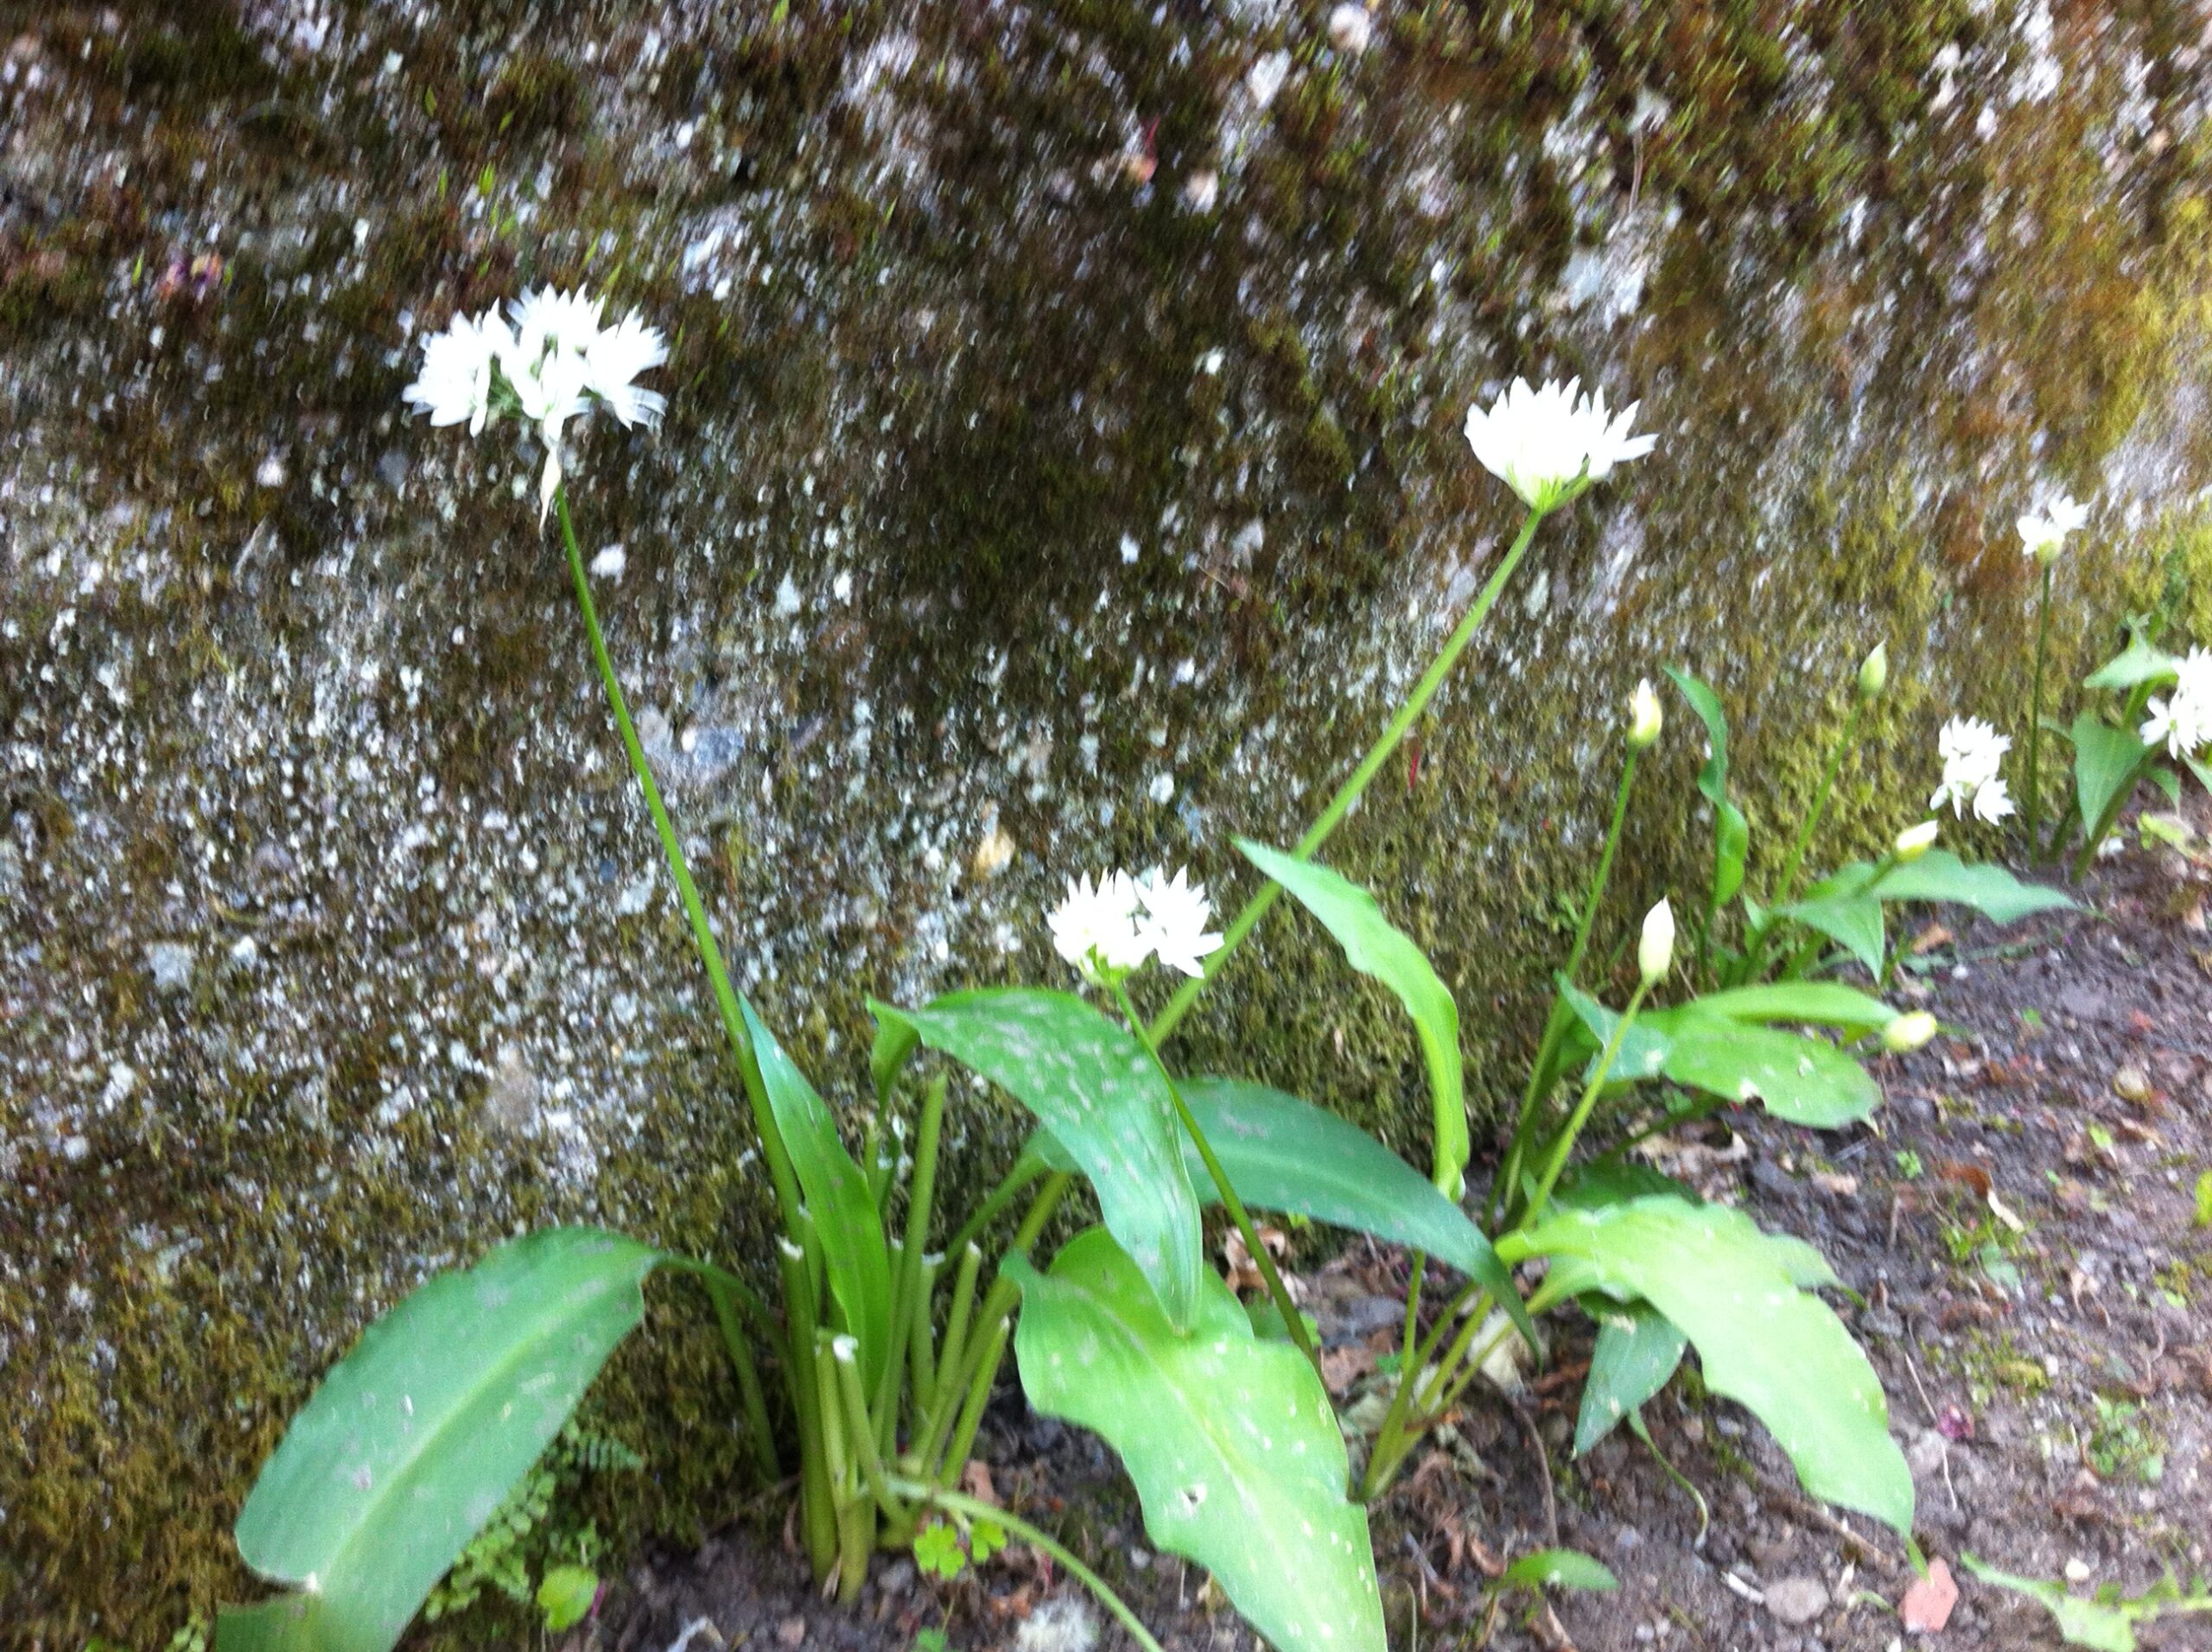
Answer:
[5, 1, 2212, 1642]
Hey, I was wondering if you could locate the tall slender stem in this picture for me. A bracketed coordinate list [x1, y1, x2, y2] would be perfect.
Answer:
[1115, 983, 1319, 1372]
[1496, 747, 1640, 1222]
[1147, 505, 1548, 1045]
[2025, 561, 2054, 853]
[1771, 700, 1863, 913]
[556, 488, 804, 1234]
[1522, 981, 1649, 1226]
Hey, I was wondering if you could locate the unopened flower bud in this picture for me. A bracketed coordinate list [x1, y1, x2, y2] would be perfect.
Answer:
[1627, 678, 1663, 750]
[1893, 820, 1939, 864]
[1858, 642, 1889, 702]
[1883, 1011, 1938, 1054]
[1638, 899, 1675, 986]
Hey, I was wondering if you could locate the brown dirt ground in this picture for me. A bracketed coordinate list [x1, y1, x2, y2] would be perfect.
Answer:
[597, 837, 2212, 1652]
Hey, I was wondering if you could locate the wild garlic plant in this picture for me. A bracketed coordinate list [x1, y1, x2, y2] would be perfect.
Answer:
[218, 327, 1663, 1652]
[2017, 493, 2090, 848]
[2048, 620, 2212, 873]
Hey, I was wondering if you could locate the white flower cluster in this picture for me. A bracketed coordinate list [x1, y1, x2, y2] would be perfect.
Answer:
[403, 287, 669, 518]
[1929, 717, 2014, 822]
[1047, 866, 1223, 986]
[2141, 647, 2212, 761]
[1463, 377, 1656, 512]
[2016, 493, 2088, 562]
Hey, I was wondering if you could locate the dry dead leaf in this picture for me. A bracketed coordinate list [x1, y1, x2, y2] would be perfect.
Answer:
[1909, 922, 1953, 956]
[1813, 1172, 1860, 1198]
[1899, 1558, 1958, 1632]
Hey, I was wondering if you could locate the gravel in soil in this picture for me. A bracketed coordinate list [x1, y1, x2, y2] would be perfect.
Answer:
[601, 845, 2212, 1652]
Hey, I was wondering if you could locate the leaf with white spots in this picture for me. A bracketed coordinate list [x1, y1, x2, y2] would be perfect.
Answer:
[1511, 1196, 1912, 1536]
[222, 1228, 662, 1652]
[1560, 988, 1881, 1129]
[1573, 1299, 1686, 1456]
[873, 990, 1203, 1331]
[1010, 1228, 1384, 1652]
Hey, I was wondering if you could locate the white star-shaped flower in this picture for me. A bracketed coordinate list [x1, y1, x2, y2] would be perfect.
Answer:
[1462, 376, 1656, 512]
[2017, 493, 2089, 562]
[2141, 646, 2212, 760]
[1134, 866, 1223, 979]
[1047, 870, 1150, 985]
[402, 307, 512, 435]
[1929, 716, 2014, 821]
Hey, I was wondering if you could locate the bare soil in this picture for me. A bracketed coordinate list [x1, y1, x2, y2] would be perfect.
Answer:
[600, 840, 2212, 1652]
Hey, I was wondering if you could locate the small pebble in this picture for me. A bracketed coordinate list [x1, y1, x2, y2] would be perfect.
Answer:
[1764, 1576, 1829, 1626]
[145, 941, 194, 994]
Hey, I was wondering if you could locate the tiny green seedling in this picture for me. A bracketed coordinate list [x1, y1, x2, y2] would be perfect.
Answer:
[535, 1566, 598, 1634]
[1963, 1554, 2212, 1650]
[2193, 1170, 2211, 1229]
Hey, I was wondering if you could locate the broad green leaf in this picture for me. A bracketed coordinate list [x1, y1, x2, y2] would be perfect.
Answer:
[745, 1002, 893, 1390]
[1574, 1300, 1686, 1456]
[1659, 1021, 1880, 1128]
[226, 1229, 661, 1652]
[1510, 1196, 1912, 1535]
[2072, 713, 2155, 837]
[872, 990, 1202, 1330]
[1561, 989, 1881, 1128]
[2186, 752, 2212, 797]
[1554, 1166, 1837, 1290]
[1959, 1555, 2196, 1652]
[1187, 1078, 1534, 1357]
[1497, 1548, 1620, 1594]
[1009, 1229, 1384, 1652]
[1870, 850, 2075, 924]
[215, 1598, 339, 1652]
[1776, 890, 1885, 977]
[1236, 839, 1467, 1197]
[2083, 638, 2181, 693]
[1667, 668, 1750, 908]
[1688, 982, 1899, 1032]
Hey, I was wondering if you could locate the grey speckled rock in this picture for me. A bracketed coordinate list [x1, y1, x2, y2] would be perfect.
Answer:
[4, 1, 2212, 1642]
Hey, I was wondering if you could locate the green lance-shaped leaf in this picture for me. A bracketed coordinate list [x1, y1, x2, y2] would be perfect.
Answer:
[2082, 636, 2182, 693]
[1511, 1196, 1912, 1536]
[1235, 839, 1467, 1197]
[1497, 1549, 1620, 1595]
[1867, 849, 2075, 924]
[1009, 1229, 1385, 1652]
[743, 1001, 893, 1391]
[1666, 668, 1750, 910]
[872, 989, 1202, 1330]
[1561, 988, 1881, 1129]
[2070, 715, 2158, 836]
[222, 1229, 662, 1652]
[1686, 982, 1901, 1033]
[1775, 888, 1887, 977]
[1030, 1077, 1536, 1358]
[1573, 1299, 1688, 1457]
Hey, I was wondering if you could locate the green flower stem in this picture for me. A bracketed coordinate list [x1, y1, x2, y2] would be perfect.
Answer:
[2025, 562, 2054, 850]
[876, 1076, 947, 1452]
[1115, 982, 1319, 1374]
[940, 1158, 1046, 1262]
[833, 1342, 911, 1528]
[1147, 505, 1548, 1046]
[814, 1333, 874, 1604]
[1421, 1271, 1581, 1421]
[887, 1482, 1170, 1652]
[906, 1250, 942, 1407]
[1522, 980, 1651, 1227]
[556, 487, 804, 1235]
[1496, 746, 1641, 1223]
[928, 1242, 985, 1421]
[1770, 701, 1863, 914]
[1356, 1278, 1484, 1501]
[702, 1274, 782, 1483]
[778, 1239, 841, 1581]
[937, 1316, 1010, 1490]
[915, 1173, 1070, 1474]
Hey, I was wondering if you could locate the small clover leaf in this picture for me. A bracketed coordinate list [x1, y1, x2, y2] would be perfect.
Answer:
[914, 1521, 969, 1581]
[969, 1518, 1007, 1566]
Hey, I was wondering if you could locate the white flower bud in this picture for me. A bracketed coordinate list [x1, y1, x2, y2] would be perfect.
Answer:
[1857, 642, 1888, 702]
[1893, 820, 1939, 863]
[1627, 678, 1663, 750]
[1637, 899, 1675, 986]
[1883, 1011, 1938, 1054]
